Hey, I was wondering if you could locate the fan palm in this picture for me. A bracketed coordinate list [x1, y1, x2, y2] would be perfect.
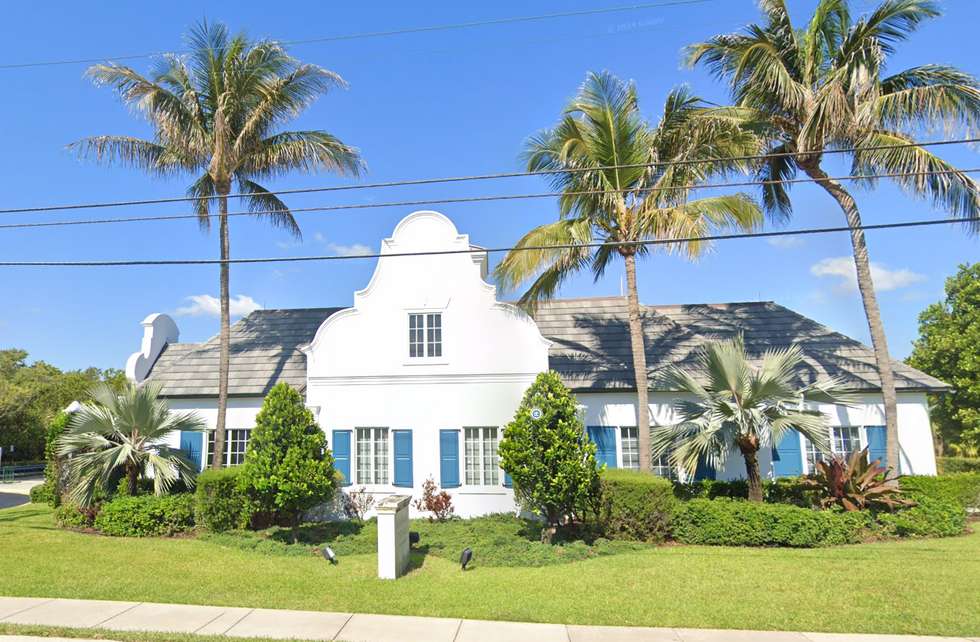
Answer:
[654, 336, 856, 502]
[56, 382, 207, 507]
[67, 19, 365, 468]
[685, 0, 980, 477]
[493, 71, 763, 472]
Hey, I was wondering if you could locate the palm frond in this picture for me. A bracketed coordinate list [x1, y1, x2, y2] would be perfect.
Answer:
[235, 177, 301, 240]
[875, 65, 980, 138]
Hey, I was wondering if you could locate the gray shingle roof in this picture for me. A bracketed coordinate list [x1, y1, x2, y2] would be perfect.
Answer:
[536, 297, 948, 392]
[144, 298, 947, 397]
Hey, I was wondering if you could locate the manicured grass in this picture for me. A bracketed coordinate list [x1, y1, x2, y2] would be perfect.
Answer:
[2, 504, 979, 636]
[0, 623, 293, 642]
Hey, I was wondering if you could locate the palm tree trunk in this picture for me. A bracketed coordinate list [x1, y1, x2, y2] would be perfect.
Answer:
[624, 253, 652, 473]
[212, 188, 231, 470]
[126, 460, 138, 496]
[804, 166, 900, 482]
[741, 446, 763, 502]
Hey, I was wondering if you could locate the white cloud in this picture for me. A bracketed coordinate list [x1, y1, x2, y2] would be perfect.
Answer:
[313, 232, 326, 243]
[767, 236, 804, 249]
[174, 294, 263, 318]
[810, 257, 926, 295]
[28, 307, 42, 313]
[328, 243, 372, 257]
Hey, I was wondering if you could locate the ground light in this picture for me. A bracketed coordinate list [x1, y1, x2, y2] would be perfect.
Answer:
[460, 547, 472, 570]
[321, 546, 337, 564]
[410, 531, 420, 545]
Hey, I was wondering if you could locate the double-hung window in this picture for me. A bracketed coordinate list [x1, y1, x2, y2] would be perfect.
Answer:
[620, 427, 640, 471]
[356, 428, 389, 484]
[205, 428, 251, 467]
[409, 313, 442, 358]
[803, 426, 863, 472]
[464, 427, 499, 485]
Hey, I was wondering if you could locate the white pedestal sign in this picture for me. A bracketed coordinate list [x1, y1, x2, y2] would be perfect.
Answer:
[376, 494, 412, 580]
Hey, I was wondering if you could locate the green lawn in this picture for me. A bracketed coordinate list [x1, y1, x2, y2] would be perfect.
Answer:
[2, 504, 979, 637]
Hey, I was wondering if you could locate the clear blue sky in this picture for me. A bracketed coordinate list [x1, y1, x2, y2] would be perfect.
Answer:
[1, 0, 978, 372]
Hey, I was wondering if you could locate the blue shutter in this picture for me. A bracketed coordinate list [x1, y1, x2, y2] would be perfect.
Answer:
[393, 430, 413, 488]
[179, 431, 204, 471]
[693, 456, 716, 481]
[332, 430, 352, 486]
[587, 426, 617, 469]
[772, 430, 804, 478]
[866, 425, 887, 468]
[440, 429, 460, 488]
[503, 471, 512, 488]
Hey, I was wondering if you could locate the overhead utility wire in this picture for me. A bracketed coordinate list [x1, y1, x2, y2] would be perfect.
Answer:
[3, 136, 978, 216]
[3, 166, 979, 231]
[1, 215, 975, 267]
[0, 0, 720, 70]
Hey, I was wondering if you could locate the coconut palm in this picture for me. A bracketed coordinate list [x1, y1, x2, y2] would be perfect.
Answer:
[68, 20, 365, 468]
[685, 0, 980, 477]
[653, 336, 857, 502]
[493, 71, 763, 472]
[56, 382, 207, 507]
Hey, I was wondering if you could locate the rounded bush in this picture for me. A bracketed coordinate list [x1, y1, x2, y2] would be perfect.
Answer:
[54, 504, 94, 529]
[94, 493, 196, 537]
[196, 467, 250, 532]
[597, 468, 677, 543]
[29, 481, 58, 507]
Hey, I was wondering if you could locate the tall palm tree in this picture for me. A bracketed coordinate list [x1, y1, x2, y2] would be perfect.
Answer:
[654, 336, 856, 502]
[685, 0, 980, 478]
[57, 382, 206, 507]
[493, 71, 763, 472]
[68, 20, 365, 469]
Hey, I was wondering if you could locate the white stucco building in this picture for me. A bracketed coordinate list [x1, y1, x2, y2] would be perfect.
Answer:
[129, 211, 946, 518]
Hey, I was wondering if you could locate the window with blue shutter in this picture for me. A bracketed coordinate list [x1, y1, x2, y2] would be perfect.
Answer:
[772, 430, 804, 478]
[393, 430, 413, 488]
[332, 430, 352, 486]
[440, 429, 460, 488]
[587, 426, 617, 469]
[503, 470, 512, 488]
[693, 456, 716, 481]
[866, 425, 887, 468]
[179, 431, 203, 471]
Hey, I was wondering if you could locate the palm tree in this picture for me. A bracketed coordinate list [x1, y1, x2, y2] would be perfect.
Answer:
[493, 71, 763, 472]
[685, 0, 980, 478]
[68, 20, 365, 468]
[56, 382, 207, 507]
[653, 336, 856, 502]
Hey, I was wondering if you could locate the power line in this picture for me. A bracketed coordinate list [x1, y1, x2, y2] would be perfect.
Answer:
[0, 215, 974, 267]
[4, 137, 979, 216]
[0, 0, 722, 70]
[2, 166, 979, 231]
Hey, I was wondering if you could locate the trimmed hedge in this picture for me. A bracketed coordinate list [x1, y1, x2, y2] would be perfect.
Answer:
[673, 499, 872, 547]
[597, 468, 677, 543]
[94, 493, 196, 537]
[901, 473, 980, 509]
[937, 457, 980, 475]
[195, 467, 250, 532]
[875, 498, 966, 538]
[53, 504, 95, 529]
[673, 479, 817, 508]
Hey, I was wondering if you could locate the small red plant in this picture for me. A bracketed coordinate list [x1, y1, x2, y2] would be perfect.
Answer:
[412, 476, 456, 522]
[341, 486, 376, 523]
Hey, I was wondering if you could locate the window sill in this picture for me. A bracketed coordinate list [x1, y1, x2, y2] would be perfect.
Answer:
[402, 359, 449, 367]
[455, 487, 511, 496]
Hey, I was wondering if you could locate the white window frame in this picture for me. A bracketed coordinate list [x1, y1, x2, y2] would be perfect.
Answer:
[408, 312, 442, 358]
[464, 427, 499, 486]
[619, 426, 677, 480]
[802, 426, 865, 473]
[205, 428, 251, 468]
[356, 428, 389, 485]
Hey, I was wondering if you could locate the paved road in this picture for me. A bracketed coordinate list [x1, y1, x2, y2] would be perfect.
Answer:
[0, 492, 30, 510]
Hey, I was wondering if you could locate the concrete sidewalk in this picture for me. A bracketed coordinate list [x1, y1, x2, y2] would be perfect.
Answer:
[0, 597, 976, 642]
[0, 477, 44, 496]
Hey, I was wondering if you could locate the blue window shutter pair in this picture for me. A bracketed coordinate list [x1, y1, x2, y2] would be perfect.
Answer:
[332, 431, 352, 486]
[393, 430, 413, 488]
[772, 430, 804, 478]
[179, 431, 204, 471]
[587, 426, 617, 469]
[440, 429, 460, 488]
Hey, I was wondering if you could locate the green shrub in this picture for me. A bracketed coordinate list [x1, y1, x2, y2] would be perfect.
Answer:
[94, 493, 196, 537]
[29, 481, 57, 507]
[673, 479, 817, 507]
[900, 473, 980, 509]
[196, 467, 250, 532]
[597, 468, 677, 543]
[875, 498, 966, 538]
[673, 498, 872, 547]
[54, 504, 95, 529]
[937, 457, 980, 474]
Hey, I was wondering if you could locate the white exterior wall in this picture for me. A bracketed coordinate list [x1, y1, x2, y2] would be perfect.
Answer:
[157, 397, 266, 451]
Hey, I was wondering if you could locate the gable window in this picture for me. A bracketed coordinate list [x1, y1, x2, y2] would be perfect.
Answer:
[409, 313, 442, 358]
[356, 428, 389, 484]
[464, 427, 499, 485]
[205, 428, 251, 468]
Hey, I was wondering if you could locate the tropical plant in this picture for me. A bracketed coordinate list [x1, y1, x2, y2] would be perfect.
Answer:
[653, 335, 856, 502]
[493, 71, 762, 472]
[499, 371, 602, 544]
[68, 20, 366, 468]
[56, 382, 206, 507]
[686, 0, 980, 478]
[412, 476, 456, 523]
[803, 448, 916, 510]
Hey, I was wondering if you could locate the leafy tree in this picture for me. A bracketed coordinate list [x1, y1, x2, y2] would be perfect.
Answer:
[653, 336, 856, 502]
[56, 382, 205, 506]
[499, 371, 601, 544]
[908, 263, 980, 454]
[493, 71, 762, 473]
[686, 0, 980, 477]
[238, 383, 337, 543]
[69, 19, 366, 469]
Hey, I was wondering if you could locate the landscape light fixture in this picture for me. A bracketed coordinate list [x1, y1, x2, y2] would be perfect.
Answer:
[410, 531, 420, 546]
[321, 546, 337, 565]
[460, 547, 473, 571]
